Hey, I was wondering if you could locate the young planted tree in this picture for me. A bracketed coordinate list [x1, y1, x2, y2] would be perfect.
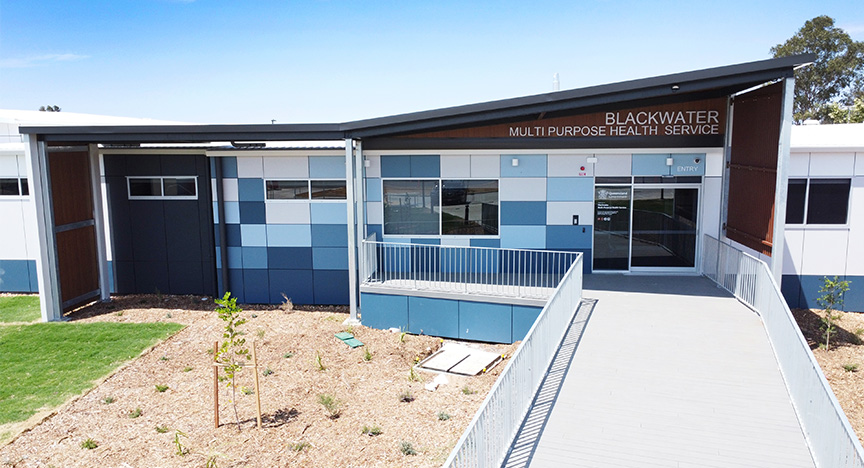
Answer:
[816, 276, 850, 350]
[215, 292, 250, 429]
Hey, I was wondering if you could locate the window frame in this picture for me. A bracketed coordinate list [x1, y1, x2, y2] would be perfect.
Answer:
[785, 177, 852, 227]
[264, 178, 347, 202]
[126, 176, 199, 200]
[0, 177, 29, 198]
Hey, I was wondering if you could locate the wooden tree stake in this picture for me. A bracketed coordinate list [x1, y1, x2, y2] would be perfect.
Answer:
[252, 341, 262, 429]
[213, 341, 219, 428]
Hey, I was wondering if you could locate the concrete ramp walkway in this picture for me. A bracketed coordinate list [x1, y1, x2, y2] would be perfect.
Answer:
[516, 275, 815, 468]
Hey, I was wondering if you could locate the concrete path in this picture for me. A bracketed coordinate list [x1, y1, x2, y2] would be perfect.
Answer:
[520, 275, 814, 468]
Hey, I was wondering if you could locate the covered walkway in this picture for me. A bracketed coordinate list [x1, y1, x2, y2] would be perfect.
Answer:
[508, 275, 814, 468]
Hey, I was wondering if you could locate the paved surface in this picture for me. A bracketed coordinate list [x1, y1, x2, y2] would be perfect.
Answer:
[521, 275, 815, 468]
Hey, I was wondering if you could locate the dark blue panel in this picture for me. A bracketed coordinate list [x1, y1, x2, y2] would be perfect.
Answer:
[225, 224, 242, 247]
[102, 154, 127, 177]
[269, 269, 314, 304]
[160, 155, 198, 175]
[512, 306, 542, 342]
[125, 155, 161, 176]
[360, 293, 408, 331]
[458, 301, 512, 344]
[113, 261, 136, 294]
[408, 296, 459, 338]
[470, 238, 500, 248]
[130, 201, 168, 262]
[0, 260, 32, 292]
[410, 155, 440, 177]
[239, 202, 266, 224]
[238, 178, 265, 202]
[243, 269, 270, 304]
[106, 175, 134, 261]
[134, 261, 170, 294]
[366, 225, 383, 241]
[268, 247, 313, 269]
[27, 260, 39, 293]
[210, 158, 216, 174]
[168, 262, 204, 294]
[411, 244, 439, 274]
[798, 275, 826, 310]
[313, 270, 349, 305]
[380, 155, 411, 177]
[220, 157, 238, 178]
[227, 269, 244, 302]
[841, 276, 864, 312]
[781, 275, 802, 309]
[213, 225, 221, 247]
[164, 201, 203, 262]
[546, 225, 593, 249]
[311, 224, 349, 247]
[500, 201, 546, 225]
[216, 269, 224, 296]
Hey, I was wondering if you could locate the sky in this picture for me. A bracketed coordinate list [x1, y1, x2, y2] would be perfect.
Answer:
[1, 1, 863, 124]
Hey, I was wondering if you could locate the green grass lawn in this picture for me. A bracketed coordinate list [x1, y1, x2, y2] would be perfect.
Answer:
[0, 321, 184, 427]
[0, 296, 41, 323]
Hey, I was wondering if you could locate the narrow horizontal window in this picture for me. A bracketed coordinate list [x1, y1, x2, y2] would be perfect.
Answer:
[266, 180, 309, 200]
[0, 178, 20, 196]
[128, 178, 162, 197]
[310, 180, 347, 199]
[807, 179, 850, 224]
[128, 176, 198, 199]
[163, 178, 196, 197]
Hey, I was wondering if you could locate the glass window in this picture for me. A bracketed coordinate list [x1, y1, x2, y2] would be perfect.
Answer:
[807, 179, 850, 224]
[266, 180, 309, 200]
[785, 179, 807, 224]
[128, 178, 162, 197]
[0, 178, 19, 196]
[20, 178, 28, 196]
[163, 178, 197, 197]
[441, 180, 498, 235]
[310, 180, 347, 199]
[383, 180, 439, 235]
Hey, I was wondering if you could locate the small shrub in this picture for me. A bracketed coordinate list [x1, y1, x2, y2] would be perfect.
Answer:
[314, 351, 326, 371]
[283, 351, 294, 359]
[101, 396, 115, 405]
[128, 407, 142, 418]
[242, 386, 255, 395]
[408, 367, 422, 382]
[437, 411, 451, 421]
[817, 276, 851, 350]
[80, 438, 98, 450]
[363, 347, 373, 362]
[155, 425, 170, 433]
[262, 366, 274, 376]
[206, 348, 214, 355]
[288, 441, 310, 452]
[361, 425, 382, 436]
[398, 390, 414, 403]
[318, 393, 342, 419]
[155, 384, 169, 393]
[183, 366, 193, 372]
[399, 332, 407, 344]
[461, 386, 476, 395]
[400, 441, 417, 456]
[280, 293, 294, 312]
[159, 355, 170, 361]
[843, 363, 859, 372]
[173, 430, 189, 456]
[165, 312, 172, 319]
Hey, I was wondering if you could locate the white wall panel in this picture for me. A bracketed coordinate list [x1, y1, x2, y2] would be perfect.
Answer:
[365, 201, 383, 224]
[843, 177, 864, 275]
[548, 154, 594, 177]
[500, 178, 546, 201]
[705, 150, 724, 177]
[594, 154, 631, 176]
[0, 202, 28, 259]
[0, 154, 17, 176]
[547, 202, 593, 226]
[236, 156, 264, 178]
[789, 152, 810, 177]
[783, 229, 805, 275]
[440, 155, 471, 178]
[809, 152, 855, 177]
[16, 154, 28, 177]
[438, 237, 471, 246]
[265, 201, 310, 224]
[701, 177, 722, 239]
[855, 153, 864, 176]
[263, 156, 308, 178]
[222, 179, 239, 202]
[364, 155, 381, 178]
[470, 155, 499, 178]
[800, 230, 849, 275]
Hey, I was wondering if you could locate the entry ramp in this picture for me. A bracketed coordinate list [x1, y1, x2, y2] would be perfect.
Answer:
[512, 275, 815, 468]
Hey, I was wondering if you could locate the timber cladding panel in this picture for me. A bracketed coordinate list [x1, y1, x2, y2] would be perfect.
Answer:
[726, 82, 783, 256]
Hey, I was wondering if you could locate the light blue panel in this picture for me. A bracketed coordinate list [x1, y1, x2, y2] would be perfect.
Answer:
[512, 306, 543, 342]
[360, 293, 408, 331]
[309, 156, 345, 178]
[408, 296, 459, 338]
[27, 260, 39, 292]
[547, 178, 594, 201]
[241, 247, 268, 269]
[459, 301, 513, 343]
[500, 226, 546, 249]
[380, 155, 411, 177]
[0, 260, 32, 292]
[546, 225, 593, 249]
[671, 153, 706, 176]
[500, 201, 546, 225]
[240, 224, 267, 247]
[237, 178, 265, 201]
[311, 202, 347, 224]
[215, 249, 222, 269]
[365, 178, 382, 202]
[212, 202, 219, 224]
[312, 247, 349, 270]
[631, 154, 671, 176]
[226, 247, 243, 268]
[266, 224, 312, 247]
[224, 202, 240, 224]
[500, 154, 546, 178]
[410, 155, 440, 177]
[411, 238, 440, 245]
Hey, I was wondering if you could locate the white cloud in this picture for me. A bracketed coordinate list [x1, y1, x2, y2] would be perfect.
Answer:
[0, 53, 90, 69]
[839, 22, 864, 35]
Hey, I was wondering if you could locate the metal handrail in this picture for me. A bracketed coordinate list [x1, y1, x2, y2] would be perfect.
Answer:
[442, 253, 583, 468]
[702, 235, 864, 468]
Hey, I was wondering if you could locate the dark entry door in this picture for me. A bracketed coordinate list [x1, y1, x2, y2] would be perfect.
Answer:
[105, 154, 216, 296]
[631, 188, 699, 268]
[593, 186, 631, 271]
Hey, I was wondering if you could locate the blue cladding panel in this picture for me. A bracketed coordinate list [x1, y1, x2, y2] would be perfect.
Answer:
[361, 293, 408, 331]
[309, 156, 345, 178]
[470, 238, 500, 248]
[241, 224, 267, 247]
[224, 202, 240, 224]
[0, 260, 33, 292]
[789, 275, 864, 312]
[671, 154, 706, 176]
[267, 247, 313, 269]
[459, 301, 512, 343]
[220, 157, 238, 178]
[500, 155, 546, 178]
[227, 269, 244, 302]
[798, 275, 825, 309]
[546, 225, 593, 249]
[269, 269, 314, 304]
[237, 178, 265, 201]
[239, 202, 266, 224]
[311, 202, 347, 224]
[366, 179, 382, 202]
[243, 269, 269, 303]
[225, 224, 242, 246]
[440, 248, 499, 274]
[266, 224, 312, 247]
[411, 238, 440, 245]
[781, 275, 802, 309]
[512, 306, 542, 341]
[311, 224, 349, 247]
[408, 296, 459, 338]
[547, 177, 594, 201]
[500, 226, 546, 249]
[312, 247, 349, 270]
[212, 202, 219, 224]
[241, 247, 268, 269]
[215, 249, 222, 268]
[500, 201, 546, 225]
[313, 270, 349, 304]
[367, 224, 383, 241]
[410, 155, 440, 177]
[380, 155, 411, 177]
[631, 154, 671, 176]
[27, 260, 38, 292]
[226, 247, 243, 268]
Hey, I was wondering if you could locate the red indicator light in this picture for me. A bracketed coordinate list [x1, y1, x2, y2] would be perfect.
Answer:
[580, 166, 586, 171]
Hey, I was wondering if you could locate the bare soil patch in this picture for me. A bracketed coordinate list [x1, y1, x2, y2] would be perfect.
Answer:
[792, 308, 864, 444]
[0, 295, 515, 467]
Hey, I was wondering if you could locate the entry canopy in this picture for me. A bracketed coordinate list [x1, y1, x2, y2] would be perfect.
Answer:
[20, 55, 813, 145]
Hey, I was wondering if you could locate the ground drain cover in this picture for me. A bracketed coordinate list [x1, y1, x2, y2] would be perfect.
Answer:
[418, 344, 501, 376]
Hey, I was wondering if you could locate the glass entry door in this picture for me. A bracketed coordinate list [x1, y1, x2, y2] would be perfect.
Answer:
[593, 186, 632, 271]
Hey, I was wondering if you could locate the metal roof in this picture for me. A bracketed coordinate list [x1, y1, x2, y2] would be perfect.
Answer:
[20, 54, 813, 144]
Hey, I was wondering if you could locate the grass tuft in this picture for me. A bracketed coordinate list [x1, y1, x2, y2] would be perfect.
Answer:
[128, 407, 142, 418]
[437, 411, 451, 421]
[80, 438, 98, 450]
[843, 363, 859, 372]
[155, 384, 169, 393]
[400, 441, 417, 456]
